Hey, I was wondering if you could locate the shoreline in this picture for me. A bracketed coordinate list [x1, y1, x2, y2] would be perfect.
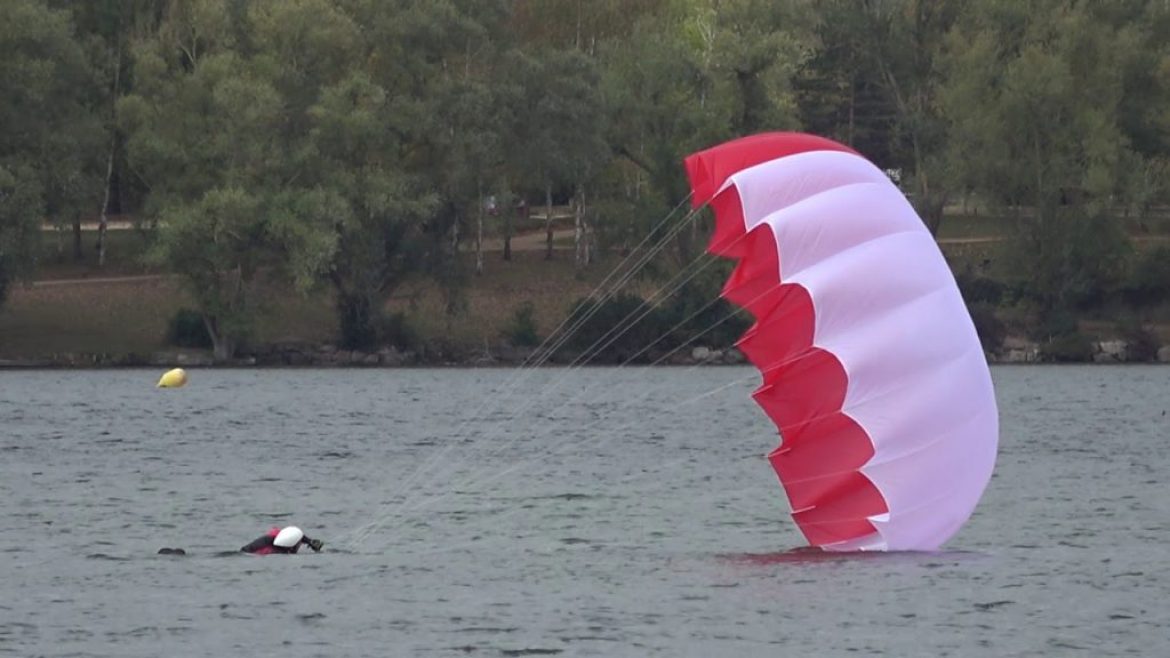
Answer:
[3, 338, 1168, 369]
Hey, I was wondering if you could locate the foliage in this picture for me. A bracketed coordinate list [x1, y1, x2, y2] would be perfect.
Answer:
[375, 311, 420, 352]
[0, 0, 103, 306]
[955, 270, 1005, 306]
[1121, 246, 1170, 308]
[799, 0, 962, 233]
[560, 293, 669, 362]
[1117, 315, 1161, 362]
[559, 276, 748, 363]
[166, 308, 213, 348]
[1040, 331, 1095, 363]
[942, 1, 1161, 311]
[967, 302, 1006, 353]
[505, 302, 541, 347]
[4, 0, 1170, 359]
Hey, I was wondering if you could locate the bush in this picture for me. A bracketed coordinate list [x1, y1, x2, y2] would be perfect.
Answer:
[956, 271, 1006, 305]
[1031, 308, 1079, 341]
[1121, 246, 1170, 308]
[166, 308, 213, 348]
[376, 311, 420, 352]
[561, 293, 671, 362]
[1117, 316, 1160, 362]
[968, 302, 1006, 352]
[505, 302, 540, 347]
[658, 281, 751, 350]
[1040, 331, 1094, 362]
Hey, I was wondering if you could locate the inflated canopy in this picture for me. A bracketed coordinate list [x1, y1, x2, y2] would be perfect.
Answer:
[685, 133, 998, 551]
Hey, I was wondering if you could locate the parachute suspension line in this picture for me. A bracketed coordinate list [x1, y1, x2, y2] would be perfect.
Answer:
[520, 193, 698, 368]
[378, 215, 725, 497]
[384, 275, 772, 521]
[344, 203, 708, 549]
[352, 200, 743, 546]
[510, 199, 704, 374]
[340, 194, 697, 548]
[358, 366, 765, 552]
[375, 450, 731, 559]
[346, 202, 711, 550]
[353, 224, 766, 548]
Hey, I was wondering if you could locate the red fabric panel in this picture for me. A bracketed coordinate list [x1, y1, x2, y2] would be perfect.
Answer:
[752, 349, 845, 429]
[768, 412, 885, 541]
[721, 224, 782, 315]
[683, 132, 857, 208]
[735, 290, 816, 373]
[787, 472, 888, 546]
[684, 132, 887, 548]
[708, 187, 749, 257]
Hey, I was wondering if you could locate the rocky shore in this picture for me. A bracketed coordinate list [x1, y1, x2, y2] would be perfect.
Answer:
[3, 337, 1169, 369]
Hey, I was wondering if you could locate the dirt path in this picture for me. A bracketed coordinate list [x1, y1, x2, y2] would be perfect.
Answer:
[26, 232, 1165, 288]
[30, 274, 169, 287]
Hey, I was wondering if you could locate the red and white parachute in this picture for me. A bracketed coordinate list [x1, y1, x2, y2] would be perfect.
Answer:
[684, 133, 998, 551]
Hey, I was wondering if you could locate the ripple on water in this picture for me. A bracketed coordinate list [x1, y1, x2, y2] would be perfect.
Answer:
[1, 367, 1169, 657]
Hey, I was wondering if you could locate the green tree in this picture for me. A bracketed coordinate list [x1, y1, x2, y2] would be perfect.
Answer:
[942, 0, 1159, 310]
[503, 47, 606, 261]
[64, 0, 165, 264]
[120, 0, 290, 360]
[0, 0, 103, 304]
[596, 2, 803, 263]
[799, 0, 960, 234]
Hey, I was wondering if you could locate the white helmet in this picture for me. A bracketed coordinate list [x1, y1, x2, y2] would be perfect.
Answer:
[274, 526, 304, 548]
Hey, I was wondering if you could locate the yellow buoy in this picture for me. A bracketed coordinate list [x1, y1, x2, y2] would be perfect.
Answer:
[157, 368, 188, 388]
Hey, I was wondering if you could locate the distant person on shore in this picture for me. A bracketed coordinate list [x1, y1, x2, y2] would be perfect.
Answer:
[241, 526, 324, 555]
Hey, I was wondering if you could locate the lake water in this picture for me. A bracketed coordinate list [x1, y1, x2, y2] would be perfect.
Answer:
[1, 365, 1168, 657]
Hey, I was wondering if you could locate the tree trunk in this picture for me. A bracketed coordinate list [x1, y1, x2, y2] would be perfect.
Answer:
[203, 315, 236, 362]
[574, 184, 583, 269]
[98, 146, 114, 267]
[72, 216, 83, 261]
[582, 185, 593, 266]
[337, 290, 376, 350]
[503, 200, 515, 262]
[544, 184, 554, 260]
[475, 180, 484, 275]
[97, 45, 121, 268]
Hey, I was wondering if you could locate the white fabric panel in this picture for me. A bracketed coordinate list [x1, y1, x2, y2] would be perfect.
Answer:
[728, 149, 998, 551]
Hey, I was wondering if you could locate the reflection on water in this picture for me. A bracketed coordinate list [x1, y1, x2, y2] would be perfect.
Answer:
[1, 365, 1168, 656]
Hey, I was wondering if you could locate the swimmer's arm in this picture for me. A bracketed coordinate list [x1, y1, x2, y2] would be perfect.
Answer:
[240, 535, 274, 553]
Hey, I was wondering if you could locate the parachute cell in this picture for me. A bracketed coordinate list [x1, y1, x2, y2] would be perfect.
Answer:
[684, 133, 998, 552]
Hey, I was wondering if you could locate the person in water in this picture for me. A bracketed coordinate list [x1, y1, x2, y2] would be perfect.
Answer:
[240, 526, 324, 555]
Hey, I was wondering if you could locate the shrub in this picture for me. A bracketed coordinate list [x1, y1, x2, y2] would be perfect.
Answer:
[376, 311, 420, 352]
[1121, 246, 1170, 309]
[1040, 331, 1094, 362]
[561, 293, 672, 363]
[506, 302, 540, 347]
[166, 308, 213, 348]
[1032, 308, 1079, 341]
[556, 284, 752, 364]
[956, 271, 1006, 305]
[968, 302, 1006, 352]
[1117, 316, 1160, 362]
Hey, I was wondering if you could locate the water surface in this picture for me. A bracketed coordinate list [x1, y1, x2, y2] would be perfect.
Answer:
[1, 366, 1167, 656]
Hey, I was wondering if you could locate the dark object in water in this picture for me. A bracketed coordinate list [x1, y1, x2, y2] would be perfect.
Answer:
[157, 547, 186, 555]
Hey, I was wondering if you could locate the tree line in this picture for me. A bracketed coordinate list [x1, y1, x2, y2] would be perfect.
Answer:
[2, 0, 1168, 360]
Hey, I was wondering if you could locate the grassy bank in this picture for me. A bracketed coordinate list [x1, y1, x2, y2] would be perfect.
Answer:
[0, 245, 645, 360]
[4, 212, 1169, 363]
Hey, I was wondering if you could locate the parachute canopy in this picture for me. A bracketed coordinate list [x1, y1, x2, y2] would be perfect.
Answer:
[684, 133, 998, 552]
